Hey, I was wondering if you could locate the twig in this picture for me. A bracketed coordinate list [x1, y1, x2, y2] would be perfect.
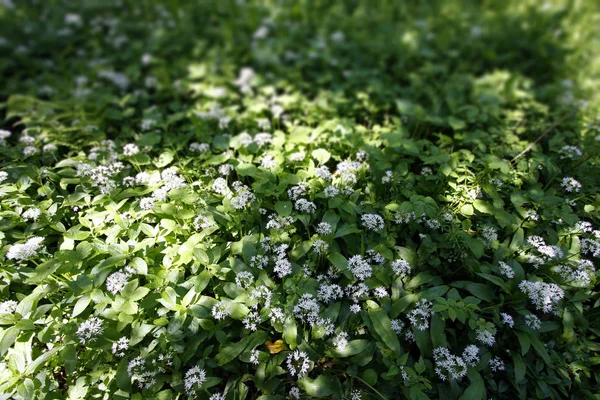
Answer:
[511, 111, 575, 163]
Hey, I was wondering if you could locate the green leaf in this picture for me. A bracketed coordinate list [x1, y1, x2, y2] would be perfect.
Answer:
[367, 308, 401, 354]
[72, 295, 91, 318]
[528, 332, 551, 364]
[448, 116, 466, 130]
[473, 200, 493, 214]
[283, 317, 297, 350]
[274, 201, 293, 217]
[327, 339, 369, 358]
[459, 369, 485, 400]
[516, 331, 530, 356]
[513, 353, 526, 383]
[430, 314, 447, 348]
[311, 149, 331, 165]
[215, 331, 268, 366]
[450, 282, 494, 302]
[460, 204, 474, 216]
[298, 375, 340, 398]
[1, 326, 19, 356]
[116, 357, 131, 391]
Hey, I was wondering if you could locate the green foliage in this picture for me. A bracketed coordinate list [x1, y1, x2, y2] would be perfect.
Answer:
[0, 0, 600, 399]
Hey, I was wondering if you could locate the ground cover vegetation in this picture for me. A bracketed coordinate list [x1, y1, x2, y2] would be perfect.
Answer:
[0, 0, 599, 399]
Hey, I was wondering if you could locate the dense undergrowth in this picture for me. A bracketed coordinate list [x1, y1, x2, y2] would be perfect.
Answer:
[1, 1, 600, 399]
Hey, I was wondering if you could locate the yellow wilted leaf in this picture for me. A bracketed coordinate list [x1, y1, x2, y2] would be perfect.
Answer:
[265, 340, 287, 354]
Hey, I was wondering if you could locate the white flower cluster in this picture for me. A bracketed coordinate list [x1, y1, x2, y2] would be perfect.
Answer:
[184, 366, 207, 396]
[347, 255, 372, 281]
[127, 356, 157, 389]
[286, 350, 311, 379]
[518, 280, 564, 313]
[112, 336, 130, 357]
[557, 259, 595, 286]
[315, 165, 332, 181]
[480, 225, 498, 244]
[317, 283, 343, 304]
[0, 171, 8, 184]
[316, 221, 332, 235]
[22, 208, 41, 221]
[489, 357, 505, 372]
[361, 213, 384, 231]
[243, 311, 261, 331]
[122, 143, 139, 156]
[313, 239, 329, 255]
[462, 345, 480, 366]
[525, 210, 539, 221]
[525, 313, 541, 330]
[0, 300, 18, 314]
[266, 215, 294, 230]
[250, 349, 260, 365]
[561, 177, 582, 192]
[189, 142, 210, 153]
[194, 214, 215, 230]
[525, 236, 564, 267]
[476, 326, 496, 347]
[433, 347, 468, 381]
[230, 181, 257, 209]
[212, 301, 230, 320]
[500, 312, 514, 328]
[235, 271, 254, 289]
[391, 259, 411, 278]
[6, 236, 44, 261]
[498, 261, 515, 279]
[0, 129, 11, 145]
[76, 316, 104, 344]
[408, 299, 433, 331]
[333, 331, 349, 349]
[106, 266, 135, 295]
[559, 145, 582, 159]
[293, 293, 320, 325]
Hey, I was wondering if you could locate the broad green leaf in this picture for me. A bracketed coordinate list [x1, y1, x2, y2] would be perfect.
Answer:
[367, 308, 401, 354]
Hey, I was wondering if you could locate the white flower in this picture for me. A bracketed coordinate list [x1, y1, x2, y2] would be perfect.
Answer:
[243, 312, 261, 331]
[373, 287, 388, 298]
[347, 255, 372, 281]
[22, 208, 41, 221]
[286, 350, 311, 379]
[498, 261, 514, 279]
[189, 142, 210, 153]
[561, 177, 582, 193]
[525, 209, 539, 221]
[249, 349, 260, 365]
[212, 301, 230, 320]
[489, 357, 505, 372]
[184, 366, 207, 396]
[294, 199, 316, 213]
[316, 222, 332, 235]
[462, 345, 479, 366]
[0, 129, 11, 144]
[391, 259, 411, 278]
[235, 68, 256, 94]
[313, 239, 329, 255]
[391, 319, 404, 335]
[261, 154, 276, 169]
[235, 271, 254, 289]
[23, 146, 39, 156]
[480, 226, 498, 244]
[560, 145, 582, 159]
[77, 317, 104, 344]
[210, 393, 226, 400]
[317, 283, 343, 303]
[212, 178, 229, 194]
[289, 387, 301, 399]
[0, 171, 8, 183]
[122, 143, 139, 156]
[476, 326, 496, 347]
[323, 186, 339, 197]
[6, 236, 44, 261]
[289, 152, 305, 162]
[293, 294, 320, 325]
[433, 347, 468, 381]
[408, 299, 433, 331]
[315, 165, 332, 180]
[112, 336, 130, 357]
[381, 170, 393, 183]
[519, 280, 564, 313]
[361, 213, 384, 231]
[350, 304, 361, 314]
[333, 331, 349, 349]
[525, 313, 541, 330]
[0, 300, 18, 314]
[140, 197, 155, 210]
[500, 313, 514, 328]
[106, 269, 133, 295]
